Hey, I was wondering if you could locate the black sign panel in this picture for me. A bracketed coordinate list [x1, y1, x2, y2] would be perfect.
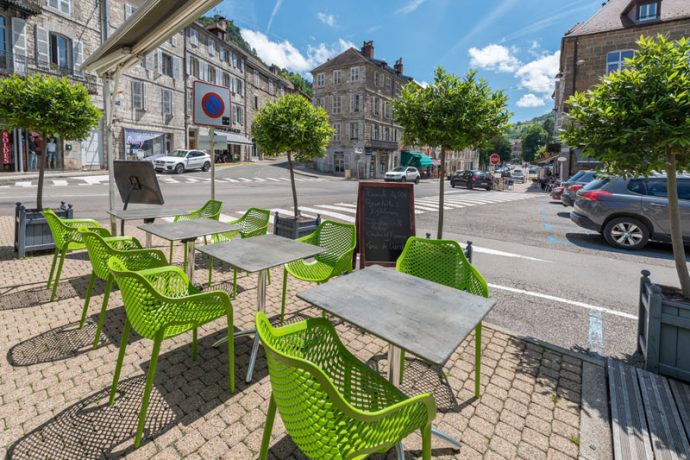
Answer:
[356, 182, 415, 268]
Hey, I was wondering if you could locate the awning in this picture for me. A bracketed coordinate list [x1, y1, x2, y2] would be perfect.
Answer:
[224, 132, 253, 146]
[536, 154, 560, 164]
[401, 150, 433, 167]
[431, 159, 441, 167]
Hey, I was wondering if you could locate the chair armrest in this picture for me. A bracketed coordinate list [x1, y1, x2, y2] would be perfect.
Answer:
[242, 224, 268, 239]
[211, 230, 240, 244]
[135, 265, 191, 297]
[103, 236, 142, 250]
[64, 218, 102, 228]
[114, 248, 168, 270]
[332, 249, 355, 276]
[296, 232, 317, 245]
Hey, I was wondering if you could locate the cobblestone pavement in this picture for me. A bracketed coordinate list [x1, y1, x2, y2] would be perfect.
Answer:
[0, 216, 582, 459]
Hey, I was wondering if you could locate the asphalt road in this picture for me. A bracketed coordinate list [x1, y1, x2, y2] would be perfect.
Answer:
[2, 161, 683, 361]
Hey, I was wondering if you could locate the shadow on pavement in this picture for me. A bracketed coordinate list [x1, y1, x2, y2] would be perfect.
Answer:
[564, 232, 689, 262]
[0, 274, 105, 311]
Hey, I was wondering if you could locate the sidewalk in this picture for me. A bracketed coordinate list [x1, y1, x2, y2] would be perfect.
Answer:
[0, 216, 595, 459]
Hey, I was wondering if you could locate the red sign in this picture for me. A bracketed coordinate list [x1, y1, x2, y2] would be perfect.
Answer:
[490, 153, 500, 165]
[201, 92, 225, 119]
[1, 131, 10, 165]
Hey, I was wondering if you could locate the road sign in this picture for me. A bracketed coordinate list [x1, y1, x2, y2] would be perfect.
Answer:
[490, 153, 500, 165]
[193, 81, 231, 128]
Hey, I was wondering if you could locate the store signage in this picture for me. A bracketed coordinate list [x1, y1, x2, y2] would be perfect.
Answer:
[1, 131, 11, 165]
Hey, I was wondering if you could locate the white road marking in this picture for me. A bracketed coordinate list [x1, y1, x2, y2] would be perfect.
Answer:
[52, 179, 69, 186]
[316, 204, 360, 213]
[458, 242, 549, 262]
[299, 206, 355, 223]
[334, 202, 357, 209]
[15, 181, 33, 187]
[279, 178, 290, 181]
[225, 178, 239, 183]
[253, 177, 265, 182]
[238, 178, 251, 182]
[266, 178, 280, 181]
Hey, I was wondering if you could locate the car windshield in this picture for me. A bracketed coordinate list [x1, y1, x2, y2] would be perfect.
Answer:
[582, 178, 608, 190]
[512, 170, 523, 175]
[391, 167, 406, 172]
[168, 150, 188, 158]
[567, 171, 585, 182]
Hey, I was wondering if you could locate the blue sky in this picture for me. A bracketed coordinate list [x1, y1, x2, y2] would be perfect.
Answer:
[213, 0, 603, 122]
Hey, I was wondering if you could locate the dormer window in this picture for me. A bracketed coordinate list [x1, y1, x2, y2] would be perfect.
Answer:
[638, 2, 658, 21]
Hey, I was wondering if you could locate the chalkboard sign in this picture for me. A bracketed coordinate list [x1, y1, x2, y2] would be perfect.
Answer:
[355, 182, 415, 268]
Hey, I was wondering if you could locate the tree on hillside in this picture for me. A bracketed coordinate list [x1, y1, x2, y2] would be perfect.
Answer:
[279, 70, 313, 97]
[542, 117, 555, 142]
[393, 67, 510, 238]
[561, 35, 690, 297]
[479, 136, 512, 165]
[0, 74, 100, 210]
[521, 124, 548, 163]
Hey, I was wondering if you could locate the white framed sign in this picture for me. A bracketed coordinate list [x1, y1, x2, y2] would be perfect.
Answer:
[192, 80, 231, 128]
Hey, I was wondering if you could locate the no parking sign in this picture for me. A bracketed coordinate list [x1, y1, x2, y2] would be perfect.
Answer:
[193, 81, 231, 128]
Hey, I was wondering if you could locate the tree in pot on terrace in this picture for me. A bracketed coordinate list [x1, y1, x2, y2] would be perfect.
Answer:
[0, 74, 101, 210]
[561, 35, 690, 297]
[252, 94, 334, 218]
[393, 67, 510, 239]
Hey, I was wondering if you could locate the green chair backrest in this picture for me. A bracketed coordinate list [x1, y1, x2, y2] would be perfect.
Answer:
[43, 209, 75, 250]
[396, 237, 489, 297]
[181, 199, 223, 221]
[311, 221, 356, 266]
[238, 208, 270, 237]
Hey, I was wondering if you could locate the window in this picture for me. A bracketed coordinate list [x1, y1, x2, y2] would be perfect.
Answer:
[373, 97, 380, 116]
[190, 57, 199, 78]
[168, 35, 177, 47]
[333, 70, 342, 84]
[0, 17, 5, 68]
[385, 76, 391, 88]
[645, 179, 667, 197]
[350, 93, 361, 112]
[160, 51, 173, 77]
[333, 95, 341, 114]
[162, 89, 172, 115]
[253, 68, 259, 85]
[132, 81, 144, 110]
[678, 180, 690, 200]
[207, 65, 216, 83]
[638, 2, 658, 21]
[316, 72, 325, 87]
[315, 97, 324, 108]
[236, 79, 244, 97]
[350, 122, 359, 140]
[627, 179, 646, 195]
[350, 66, 359, 82]
[269, 79, 274, 94]
[49, 33, 71, 70]
[188, 28, 199, 47]
[384, 126, 390, 141]
[606, 50, 635, 74]
[333, 123, 341, 141]
[207, 37, 214, 56]
[383, 100, 390, 118]
[373, 124, 379, 140]
[47, 0, 70, 16]
[223, 72, 231, 88]
[233, 105, 244, 125]
[125, 3, 136, 19]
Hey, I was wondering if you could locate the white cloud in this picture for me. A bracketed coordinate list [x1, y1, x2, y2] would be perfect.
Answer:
[317, 12, 335, 27]
[241, 29, 354, 73]
[515, 51, 560, 94]
[266, 0, 283, 33]
[516, 94, 546, 108]
[396, 0, 426, 14]
[468, 44, 521, 73]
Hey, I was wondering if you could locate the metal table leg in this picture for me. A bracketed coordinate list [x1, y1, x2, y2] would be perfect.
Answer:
[185, 239, 195, 282]
[245, 268, 267, 383]
[143, 218, 154, 248]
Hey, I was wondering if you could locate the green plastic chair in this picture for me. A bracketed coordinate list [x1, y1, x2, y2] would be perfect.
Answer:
[43, 209, 109, 302]
[396, 237, 489, 395]
[168, 199, 223, 265]
[207, 208, 271, 294]
[78, 229, 168, 348]
[256, 312, 436, 460]
[107, 256, 235, 448]
[280, 220, 356, 321]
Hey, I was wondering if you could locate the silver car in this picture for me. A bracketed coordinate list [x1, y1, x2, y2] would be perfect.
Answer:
[384, 166, 421, 183]
[570, 174, 690, 249]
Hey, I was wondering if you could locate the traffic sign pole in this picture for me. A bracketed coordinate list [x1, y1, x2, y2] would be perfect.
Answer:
[210, 126, 215, 200]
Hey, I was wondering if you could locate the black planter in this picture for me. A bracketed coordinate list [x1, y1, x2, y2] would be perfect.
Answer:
[274, 212, 321, 239]
[638, 270, 690, 382]
[15, 202, 72, 258]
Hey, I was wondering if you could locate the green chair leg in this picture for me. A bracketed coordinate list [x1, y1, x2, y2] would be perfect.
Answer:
[183, 242, 188, 272]
[422, 425, 432, 460]
[92, 277, 113, 348]
[475, 322, 482, 398]
[227, 312, 235, 393]
[134, 332, 163, 449]
[259, 396, 278, 460]
[192, 327, 198, 361]
[280, 268, 288, 322]
[109, 319, 132, 405]
[232, 268, 238, 299]
[79, 271, 97, 328]
[50, 248, 67, 302]
[47, 250, 59, 288]
[399, 350, 406, 386]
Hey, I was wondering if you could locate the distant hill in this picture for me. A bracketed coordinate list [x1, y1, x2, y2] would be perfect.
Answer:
[507, 112, 555, 139]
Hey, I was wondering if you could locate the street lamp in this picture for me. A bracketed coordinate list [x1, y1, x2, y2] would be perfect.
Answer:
[557, 156, 567, 181]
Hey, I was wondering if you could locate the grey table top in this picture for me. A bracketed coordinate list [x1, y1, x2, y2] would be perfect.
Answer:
[107, 207, 190, 220]
[196, 234, 326, 273]
[138, 219, 240, 242]
[298, 265, 496, 366]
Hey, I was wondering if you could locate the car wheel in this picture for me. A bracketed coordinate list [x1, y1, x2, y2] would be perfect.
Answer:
[603, 217, 649, 250]
[175, 163, 185, 175]
[414, 176, 420, 184]
[202, 161, 211, 172]
[451, 182, 456, 188]
[401, 177, 407, 182]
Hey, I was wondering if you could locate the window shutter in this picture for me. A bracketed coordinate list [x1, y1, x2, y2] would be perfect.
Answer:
[156, 49, 162, 74]
[170, 35, 177, 47]
[145, 52, 154, 70]
[191, 29, 198, 47]
[216, 67, 222, 86]
[185, 54, 190, 74]
[173, 56, 181, 80]
[125, 3, 134, 19]
[350, 94, 354, 113]
[60, 0, 71, 15]
[34, 25, 49, 69]
[201, 61, 207, 81]
[11, 18, 26, 75]
[48, 0, 59, 8]
[208, 38, 214, 56]
[73, 40, 83, 72]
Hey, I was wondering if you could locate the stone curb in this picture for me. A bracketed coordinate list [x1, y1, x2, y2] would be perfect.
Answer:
[0, 169, 107, 186]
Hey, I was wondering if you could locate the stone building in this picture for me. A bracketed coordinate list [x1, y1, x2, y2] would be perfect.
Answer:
[311, 41, 412, 179]
[554, 0, 690, 175]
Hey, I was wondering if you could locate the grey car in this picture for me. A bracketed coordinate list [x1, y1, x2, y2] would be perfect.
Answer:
[561, 170, 597, 207]
[570, 175, 690, 250]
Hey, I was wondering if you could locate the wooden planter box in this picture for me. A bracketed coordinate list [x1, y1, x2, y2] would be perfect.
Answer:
[14, 202, 72, 258]
[638, 270, 690, 382]
[274, 212, 321, 240]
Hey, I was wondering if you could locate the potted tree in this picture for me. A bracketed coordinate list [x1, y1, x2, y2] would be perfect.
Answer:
[393, 67, 510, 238]
[0, 74, 101, 257]
[252, 94, 334, 238]
[562, 35, 690, 381]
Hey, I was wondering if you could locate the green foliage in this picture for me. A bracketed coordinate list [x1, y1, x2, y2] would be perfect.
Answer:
[393, 67, 510, 150]
[479, 136, 512, 163]
[278, 69, 313, 97]
[506, 112, 554, 139]
[252, 94, 334, 162]
[562, 35, 690, 175]
[521, 124, 549, 163]
[0, 73, 101, 140]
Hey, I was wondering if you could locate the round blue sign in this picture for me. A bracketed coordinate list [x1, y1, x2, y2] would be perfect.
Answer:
[201, 92, 225, 119]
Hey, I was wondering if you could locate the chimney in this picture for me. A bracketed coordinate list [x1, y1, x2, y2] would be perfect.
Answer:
[394, 58, 403, 75]
[361, 40, 374, 59]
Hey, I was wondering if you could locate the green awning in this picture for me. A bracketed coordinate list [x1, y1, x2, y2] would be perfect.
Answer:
[401, 151, 433, 167]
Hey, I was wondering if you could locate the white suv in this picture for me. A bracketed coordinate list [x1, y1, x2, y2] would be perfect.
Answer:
[154, 149, 211, 174]
[384, 166, 421, 184]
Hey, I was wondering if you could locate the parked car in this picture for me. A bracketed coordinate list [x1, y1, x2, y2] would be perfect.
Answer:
[154, 149, 211, 174]
[570, 174, 690, 250]
[384, 166, 420, 183]
[561, 170, 597, 207]
[511, 170, 525, 183]
[529, 166, 539, 174]
[450, 170, 493, 190]
[550, 185, 564, 201]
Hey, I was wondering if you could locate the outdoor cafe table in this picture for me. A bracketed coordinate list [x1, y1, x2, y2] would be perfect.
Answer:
[138, 218, 241, 281]
[196, 234, 326, 383]
[297, 265, 496, 454]
[107, 207, 190, 247]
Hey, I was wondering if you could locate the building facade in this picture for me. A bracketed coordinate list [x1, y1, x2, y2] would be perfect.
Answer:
[311, 41, 412, 179]
[554, 0, 690, 175]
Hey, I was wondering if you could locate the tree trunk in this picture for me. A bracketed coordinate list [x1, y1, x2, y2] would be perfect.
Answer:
[36, 134, 48, 210]
[437, 148, 446, 239]
[287, 152, 299, 218]
[665, 152, 690, 298]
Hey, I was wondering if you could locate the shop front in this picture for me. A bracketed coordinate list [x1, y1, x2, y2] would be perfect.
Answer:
[0, 127, 66, 173]
[401, 150, 433, 177]
[124, 128, 171, 162]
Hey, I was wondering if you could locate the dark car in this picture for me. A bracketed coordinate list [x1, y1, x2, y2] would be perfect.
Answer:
[450, 170, 492, 190]
[561, 170, 597, 207]
[570, 174, 690, 250]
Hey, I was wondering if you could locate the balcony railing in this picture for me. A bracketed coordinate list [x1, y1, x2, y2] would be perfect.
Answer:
[0, 51, 98, 94]
[367, 139, 399, 150]
[0, 0, 42, 15]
